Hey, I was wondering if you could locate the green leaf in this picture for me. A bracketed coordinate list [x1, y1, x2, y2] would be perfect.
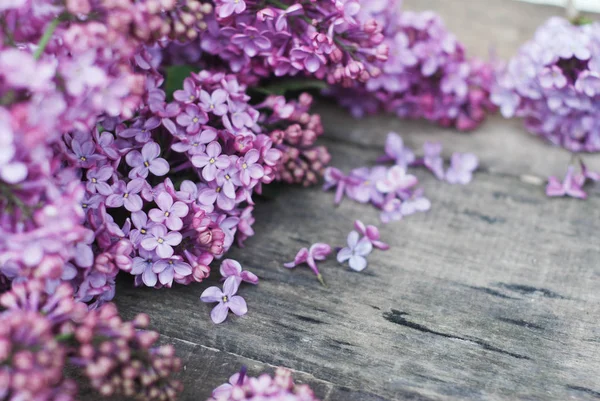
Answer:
[164, 65, 197, 100]
[259, 78, 329, 95]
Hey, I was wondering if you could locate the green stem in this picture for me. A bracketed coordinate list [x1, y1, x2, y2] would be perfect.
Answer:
[316, 273, 327, 287]
[56, 332, 75, 342]
[34, 17, 61, 60]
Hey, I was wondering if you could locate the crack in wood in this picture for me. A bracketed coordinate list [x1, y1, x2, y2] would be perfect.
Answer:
[495, 283, 566, 299]
[462, 209, 506, 225]
[566, 385, 600, 398]
[463, 285, 519, 300]
[496, 317, 544, 330]
[383, 310, 531, 360]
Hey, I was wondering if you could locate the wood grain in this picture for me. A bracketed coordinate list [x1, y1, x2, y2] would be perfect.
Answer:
[96, 1, 600, 400]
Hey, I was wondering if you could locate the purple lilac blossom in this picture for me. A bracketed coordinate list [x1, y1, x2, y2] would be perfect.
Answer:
[492, 17, 600, 151]
[200, 276, 248, 324]
[337, 231, 373, 272]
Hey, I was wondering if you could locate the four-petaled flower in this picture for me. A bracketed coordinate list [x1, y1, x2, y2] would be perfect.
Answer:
[148, 192, 189, 231]
[125, 141, 169, 178]
[377, 132, 415, 168]
[219, 259, 258, 285]
[105, 179, 145, 212]
[140, 224, 183, 258]
[354, 220, 389, 250]
[192, 141, 231, 181]
[86, 165, 113, 195]
[445, 152, 478, 185]
[231, 26, 272, 58]
[337, 231, 373, 272]
[546, 166, 587, 199]
[217, 0, 246, 19]
[200, 276, 248, 324]
[376, 165, 418, 194]
[237, 149, 264, 186]
[423, 142, 444, 180]
[176, 104, 208, 134]
[199, 89, 229, 116]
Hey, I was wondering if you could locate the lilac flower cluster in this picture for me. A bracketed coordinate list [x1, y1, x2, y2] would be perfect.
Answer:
[492, 18, 600, 151]
[331, 0, 496, 131]
[257, 93, 331, 187]
[201, 0, 389, 86]
[55, 69, 283, 305]
[200, 258, 257, 324]
[0, 280, 182, 401]
[324, 132, 478, 223]
[209, 367, 320, 401]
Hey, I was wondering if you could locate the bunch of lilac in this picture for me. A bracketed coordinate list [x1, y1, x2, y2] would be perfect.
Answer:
[0, 0, 215, 300]
[209, 367, 320, 401]
[0, 280, 182, 401]
[58, 69, 282, 303]
[201, 0, 389, 86]
[256, 93, 331, 186]
[323, 132, 478, 223]
[200, 258, 258, 324]
[491, 17, 600, 151]
[331, 0, 496, 131]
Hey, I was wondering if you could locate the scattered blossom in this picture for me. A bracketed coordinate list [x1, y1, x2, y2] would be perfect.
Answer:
[285, 243, 332, 286]
[337, 231, 373, 272]
[200, 276, 248, 324]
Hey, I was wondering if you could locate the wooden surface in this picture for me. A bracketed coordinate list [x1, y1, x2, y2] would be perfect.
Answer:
[109, 1, 600, 400]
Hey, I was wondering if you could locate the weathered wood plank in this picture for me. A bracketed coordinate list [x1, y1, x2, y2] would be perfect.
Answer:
[101, 1, 600, 400]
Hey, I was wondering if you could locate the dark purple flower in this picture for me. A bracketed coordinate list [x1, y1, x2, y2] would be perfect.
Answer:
[173, 77, 199, 103]
[71, 138, 104, 168]
[200, 276, 248, 324]
[105, 179, 145, 212]
[119, 117, 161, 143]
[290, 46, 326, 73]
[125, 142, 170, 178]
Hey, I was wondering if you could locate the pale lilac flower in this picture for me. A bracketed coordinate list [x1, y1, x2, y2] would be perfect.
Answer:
[238, 149, 264, 186]
[198, 181, 236, 211]
[86, 166, 113, 195]
[125, 141, 169, 178]
[423, 142, 444, 180]
[539, 66, 567, 89]
[192, 141, 231, 181]
[218, 0, 246, 18]
[129, 211, 157, 245]
[219, 259, 258, 284]
[148, 192, 189, 231]
[140, 224, 183, 258]
[199, 89, 229, 116]
[345, 166, 386, 205]
[546, 166, 587, 199]
[173, 77, 199, 103]
[290, 46, 326, 73]
[119, 117, 161, 143]
[216, 165, 242, 198]
[377, 132, 415, 167]
[323, 167, 360, 205]
[354, 220, 389, 250]
[60, 51, 107, 96]
[380, 198, 403, 223]
[400, 188, 431, 216]
[171, 129, 217, 155]
[376, 165, 418, 194]
[231, 26, 272, 57]
[105, 179, 145, 212]
[337, 231, 373, 272]
[131, 249, 160, 287]
[152, 257, 192, 287]
[200, 276, 248, 324]
[284, 243, 332, 286]
[445, 153, 478, 185]
[176, 104, 208, 134]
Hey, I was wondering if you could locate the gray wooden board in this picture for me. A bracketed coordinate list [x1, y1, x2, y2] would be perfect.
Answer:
[94, 0, 600, 400]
